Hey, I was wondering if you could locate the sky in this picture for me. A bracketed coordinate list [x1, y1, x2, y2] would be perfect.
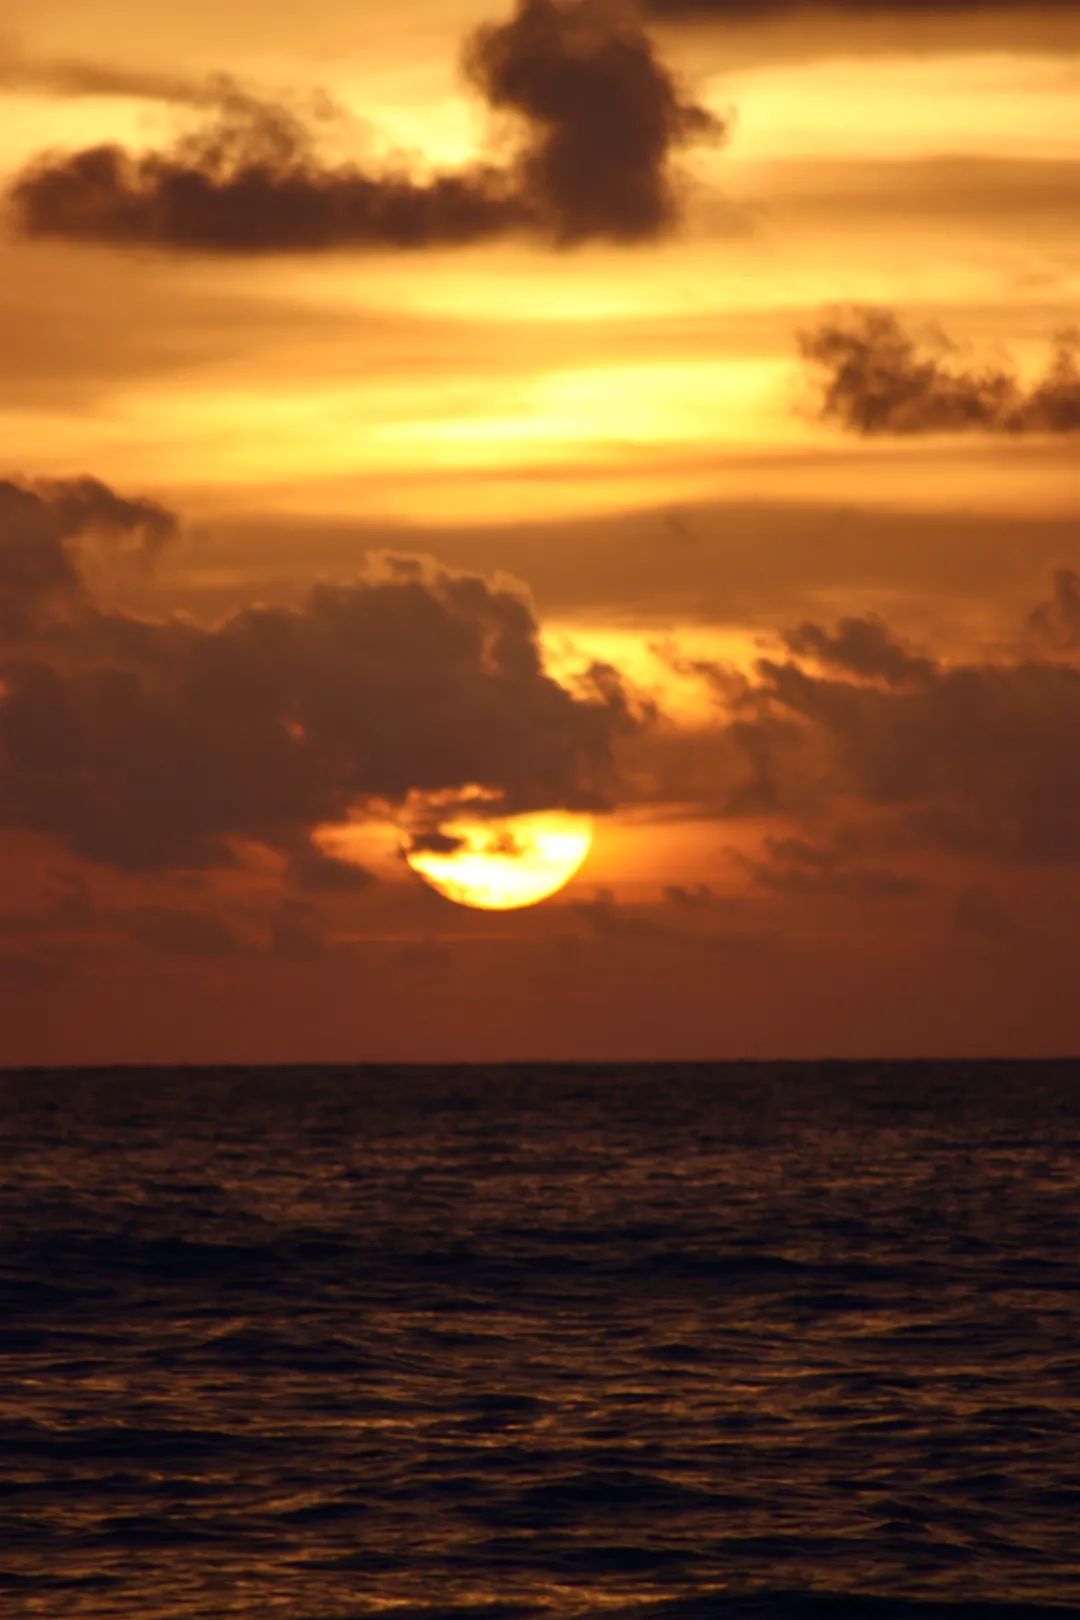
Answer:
[1, 0, 1079, 1064]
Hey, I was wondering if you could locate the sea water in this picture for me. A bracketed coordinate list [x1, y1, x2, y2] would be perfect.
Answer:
[1, 1061, 1078, 1617]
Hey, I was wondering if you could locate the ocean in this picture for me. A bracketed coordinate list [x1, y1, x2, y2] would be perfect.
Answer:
[1, 1060, 1078, 1619]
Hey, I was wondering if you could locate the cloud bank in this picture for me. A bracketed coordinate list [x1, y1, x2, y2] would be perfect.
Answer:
[723, 614, 1080, 863]
[0, 476, 175, 636]
[0, 480, 631, 872]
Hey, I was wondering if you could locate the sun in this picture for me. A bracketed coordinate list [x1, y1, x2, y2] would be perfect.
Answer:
[405, 810, 593, 911]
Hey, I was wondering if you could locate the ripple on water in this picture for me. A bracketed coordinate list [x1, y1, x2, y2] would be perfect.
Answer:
[0, 1060, 1078, 1617]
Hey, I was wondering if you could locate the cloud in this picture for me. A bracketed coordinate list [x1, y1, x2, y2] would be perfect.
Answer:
[616, 578, 1080, 873]
[9, 1, 721, 253]
[0, 511, 630, 871]
[9, 85, 522, 254]
[723, 604, 1080, 862]
[466, 0, 723, 243]
[799, 309, 1080, 437]
[0, 475, 176, 636]
[662, 881, 715, 907]
[783, 614, 935, 685]
[1028, 568, 1080, 654]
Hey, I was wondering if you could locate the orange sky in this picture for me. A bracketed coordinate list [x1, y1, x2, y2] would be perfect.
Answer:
[1, 0, 1079, 1062]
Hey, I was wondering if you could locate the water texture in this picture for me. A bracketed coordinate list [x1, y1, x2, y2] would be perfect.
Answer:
[0, 1060, 1078, 1618]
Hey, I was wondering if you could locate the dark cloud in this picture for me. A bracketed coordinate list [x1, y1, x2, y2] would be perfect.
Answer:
[617, 579, 1080, 871]
[405, 827, 468, 856]
[784, 614, 935, 684]
[1028, 568, 1080, 654]
[9, 86, 521, 254]
[800, 309, 1080, 437]
[9, 2, 721, 253]
[0, 476, 175, 637]
[0, 519, 629, 870]
[721, 607, 1080, 862]
[1019, 338, 1080, 433]
[466, 0, 723, 243]
[662, 881, 715, 907]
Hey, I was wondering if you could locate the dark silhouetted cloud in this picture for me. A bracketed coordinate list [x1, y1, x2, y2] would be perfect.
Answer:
[784, 614, 936, 684]
[0, 475, 175, 636]
[800, 309, 1080, 436]
[0, 509, 630, 870]
[466, 0, 723, 243]
[622, 580, 1080, 870]
[10, 85, 522, 253]
[9, 2, 721, 252]
[1028, 568, 1080, 653]
[723, 604, 1080, 861]
[662, 881, 715, 907]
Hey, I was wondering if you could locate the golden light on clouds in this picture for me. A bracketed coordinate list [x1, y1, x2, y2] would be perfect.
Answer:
[7, 15, 1079, 527]
[405, 811, 593, 910]
[3, 0, 1080, 1067]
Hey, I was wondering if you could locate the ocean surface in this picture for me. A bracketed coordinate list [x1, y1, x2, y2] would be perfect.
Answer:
[1, 1061, 1078, 1620]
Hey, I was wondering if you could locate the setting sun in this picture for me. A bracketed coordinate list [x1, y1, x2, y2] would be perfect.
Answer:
[404, 810, 593, 910]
